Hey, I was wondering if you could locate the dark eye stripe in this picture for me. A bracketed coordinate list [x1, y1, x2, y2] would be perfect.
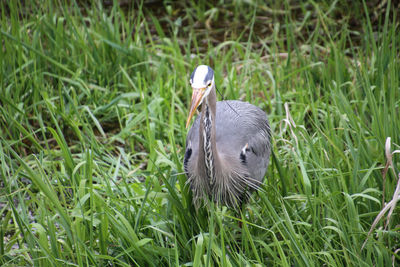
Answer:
[190, 67, 197, 81]
[204, 66, 214, 84]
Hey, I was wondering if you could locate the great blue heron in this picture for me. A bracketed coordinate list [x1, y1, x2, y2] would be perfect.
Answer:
[184, 65, 271, 208]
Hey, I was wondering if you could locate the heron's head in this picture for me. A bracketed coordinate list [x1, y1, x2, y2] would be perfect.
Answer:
[186, 65, 215, 128]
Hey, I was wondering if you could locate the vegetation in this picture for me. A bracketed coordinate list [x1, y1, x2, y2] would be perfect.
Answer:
[1, 0, 399, 266]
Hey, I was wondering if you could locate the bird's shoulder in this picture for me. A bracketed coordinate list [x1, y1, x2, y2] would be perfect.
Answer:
[213, 100, 269, 153]
[214, 100, 269, 136]
[216, 100, 267, 122]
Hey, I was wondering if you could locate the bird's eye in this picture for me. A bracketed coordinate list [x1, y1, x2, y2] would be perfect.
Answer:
[207, 82, 212, 87]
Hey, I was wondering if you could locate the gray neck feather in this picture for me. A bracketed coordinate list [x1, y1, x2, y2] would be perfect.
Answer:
[198, 87, 219, 184]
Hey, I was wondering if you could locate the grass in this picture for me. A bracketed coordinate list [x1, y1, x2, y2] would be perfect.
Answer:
[1, 0, 399, 266]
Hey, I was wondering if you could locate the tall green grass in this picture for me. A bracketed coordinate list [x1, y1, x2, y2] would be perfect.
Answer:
[1, 1, 399, 266]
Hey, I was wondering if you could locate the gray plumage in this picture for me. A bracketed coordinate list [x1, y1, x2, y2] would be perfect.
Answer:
[184, 65, 271, 208]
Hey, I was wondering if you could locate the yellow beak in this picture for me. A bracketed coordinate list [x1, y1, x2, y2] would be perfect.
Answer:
[186, 88, 205, 128]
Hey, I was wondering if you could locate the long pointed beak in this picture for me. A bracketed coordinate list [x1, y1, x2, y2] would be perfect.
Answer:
[186, 88, 205, 128]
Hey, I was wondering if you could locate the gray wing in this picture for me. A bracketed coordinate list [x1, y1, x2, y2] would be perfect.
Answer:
[184, 100, 271, 182]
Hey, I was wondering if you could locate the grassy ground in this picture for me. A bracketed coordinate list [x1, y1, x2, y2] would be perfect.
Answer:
[1, 0, 400, 266]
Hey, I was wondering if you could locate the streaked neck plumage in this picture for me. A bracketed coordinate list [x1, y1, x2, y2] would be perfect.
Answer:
[197, 86, 221, 186]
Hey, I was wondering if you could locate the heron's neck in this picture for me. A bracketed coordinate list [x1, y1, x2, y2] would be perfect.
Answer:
[198, 88, 220, 183]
